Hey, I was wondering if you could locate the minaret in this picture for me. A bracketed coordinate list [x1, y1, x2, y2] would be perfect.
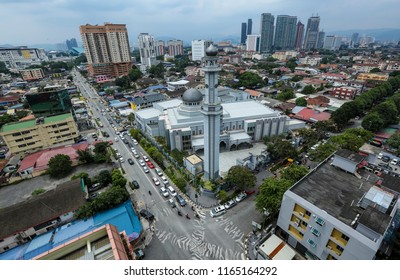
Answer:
[201, 45, 222, 181]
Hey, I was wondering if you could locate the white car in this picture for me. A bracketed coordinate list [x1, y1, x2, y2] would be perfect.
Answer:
[161, 176, 169, 185]
[155, 168, 163, 177]
[143, 166, 149, 173]
[160, 187, 169, 197]
[119, 157, 124, 163]
[143, 155, 149, 162]
[391, 158, 398, 165]
[114, 137, 119, 142]
[377, 153, 383, 159]
[133, 139, 138, 145]
[235, 192, 247, 202]
[152, 177, 160, 186]
[139, 159, 145, 166]
[130, 147, 136, 152]
[224, 199, 237, 210]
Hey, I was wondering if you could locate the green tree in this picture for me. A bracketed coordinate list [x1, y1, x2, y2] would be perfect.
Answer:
[130, 128, 142, 141]
[387, 134, 400, 150]
[276, 89, 295, 101]
[96, 170, 112, 187]
[285, 58, 297, 72]
[267, 138, 298, 160]
[71, 172, 91, 187]
[309, 142, 338, 162]
[370, 67, 381, 73]
[111, 169, 127, 188]
[295, 97, 307, 106]
[0, 62, 10, 74]
[115, 75, 131, 88]
[281, 164, 309, 184]
[225, 166, 257, 191]
[48, 154, 73, 178]
[15, 110, 29, 119]
[255, 178, 292, 214]
[148, 63, 165, 78]
[93, 142, 110, 163]
[128, 67, 143, 82]
[238, 72, 265, 89]
[175, 177, 187, 193]
[302, 85, 316, 94]
[128, 113, 135, 125]
[373, 101, 398, 125]
[361, 112, 385, 132]
[297, 128, 319, 148]
[77, 149, 94, 164]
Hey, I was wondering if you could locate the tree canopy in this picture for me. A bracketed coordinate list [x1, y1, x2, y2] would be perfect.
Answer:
[237, 72, 265, 89]
[48, 154, 73, 178]
[302, 85, 316, 94]
[255, 178, 292, 214]
[225, 165, 257, 191]
[295, 97, 307, 106]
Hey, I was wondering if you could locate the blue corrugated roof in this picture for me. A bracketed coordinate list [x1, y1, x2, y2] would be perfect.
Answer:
[0, 201, 141, 260]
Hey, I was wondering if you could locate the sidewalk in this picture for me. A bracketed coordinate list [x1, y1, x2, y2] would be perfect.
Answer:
[184, 184, 220, 210]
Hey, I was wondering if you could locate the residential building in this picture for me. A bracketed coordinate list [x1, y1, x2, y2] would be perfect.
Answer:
[0, 47, 49, 69]
[154, 40, 165, 57]
[246, 35, 261, 52]
[303, 16, 320, 49]
[0, 113, 78, 154]
[167, 40, 183, 57]
[247, 19, 253, 35]
[25, 85, 72, 116]
[274, 15, 297, 50]
[191, 40, 212, 61]
[323, 35, 342, 50]
[294, 21, 305, 50]
[330, 86, 358, 100]
[352, 64, 381, 73]
[80, 23, 132, 77]
[138, 33, 157, 68]
[19, 68, 45, 81]
[65, 38, 78, 50]
[276, 150, 400, 260]
[241, 22, 247, 44]
[357, 73, 389, 82]
[260, 13, 275, 52]
[0, 179, 85, 254]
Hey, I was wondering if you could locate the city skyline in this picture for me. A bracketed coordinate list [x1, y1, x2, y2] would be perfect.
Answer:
[1, 0, 399, 46]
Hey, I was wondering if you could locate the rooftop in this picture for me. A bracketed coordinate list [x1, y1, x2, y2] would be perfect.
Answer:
[290, 157, 384, 227]
[0, 113, 73, 133]
[335, 149, 366, 163]
[186, 154, 203, 165]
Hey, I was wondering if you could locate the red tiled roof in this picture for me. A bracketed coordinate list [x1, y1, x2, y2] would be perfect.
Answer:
[294, 108, 331, 122]
[244, 89, 262, 97]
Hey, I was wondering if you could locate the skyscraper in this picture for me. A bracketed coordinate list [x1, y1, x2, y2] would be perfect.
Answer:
[246, 34, 261, 52]
[191, 40, 212, 61]
[201, 45, 222, 181]
[351, 33, 359, 47]
[80, 23, 132, 77]
[155, 40, 165, 57]
[240, 22, 247, 44]
[323, 35, 342, 50]
[138, 33, 157, 68]
[274, 15, 297, 50]
[294, 21, 304, 49]
[303, 15, 320, 49]
[66, 38, 78, 50]
[247, 19, 253, 35]
[167, 40, 183, 57]
[317, 31, 325, 49]
[260, 13, 275, 53]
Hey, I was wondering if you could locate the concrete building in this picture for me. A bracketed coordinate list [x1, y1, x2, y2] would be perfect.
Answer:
[274, 15, 297, 50]
[303, 16, 320, 49]
[155, 40, 165, 57]
[80, 23, 132, 77]
[138, 33, 157, 68]
[25, 85, 72, 116]
[294, 21, 304, 49]
[246, 34, 261, 52]
[191, 40, 213, 61]
[317, 31, 325, 49]
[65, 38, 78, 50]
[0, 113, 78, 154]
[167, 40, 183, 57]
[357, 73, 389, 82]
[0, 47, 48, 70]
[330, 86, 358, 100]
[247, 19, 253, 36]
[323, 35, 342, 50]
[276, 149, 400, 260]
[241, 22, 247, 44]
[19, 68, 45, 81]
[260, 13, 275, 53]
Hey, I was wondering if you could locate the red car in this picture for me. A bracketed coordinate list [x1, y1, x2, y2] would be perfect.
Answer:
[147, 161, 155, 169]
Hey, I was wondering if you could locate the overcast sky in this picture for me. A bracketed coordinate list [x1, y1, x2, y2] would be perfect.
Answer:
[1, 0, 399, 46]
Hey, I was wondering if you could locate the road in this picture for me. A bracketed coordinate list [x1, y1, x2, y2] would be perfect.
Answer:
[72, 69, 263, 260]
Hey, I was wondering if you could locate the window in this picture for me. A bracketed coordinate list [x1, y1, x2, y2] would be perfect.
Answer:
[305, 210, 311, 217]
[341, 234, 350, 242]
[315, 216, 325, 226]
[311, 227, 321, 237]
[337, 245, 344, 252]
[307, 239, 316, 247]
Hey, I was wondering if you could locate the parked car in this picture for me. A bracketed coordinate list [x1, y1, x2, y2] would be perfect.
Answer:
[143, 166, 149, 173]
[160, 187, 169, 197]
[155, 168, 163, 176]
[224, 199, 237, 210]
[147, 161, 155, 169]
[89, 183, 101, 192]
[143, 155, 149, 162]
[382, 155, 391, 163]
[391, 158, 398, 165]
[161, 176, 169, 185]
[167, 186, 177, 197]
[175, 194, 187, 206]
[119, 156, 124, 163]
[128, 158, 134, 165]
[210, 205, 226, 218]
[134, 249, 145, 260]
[140, 209, 154, 221]
[235, 192, 247, 202]
[152, 177, 160, 186]
[139, 159, 145, 166]
[133, 139, 138, 145]
[123, 138, 128, 144]
[168, 198, 176, 208]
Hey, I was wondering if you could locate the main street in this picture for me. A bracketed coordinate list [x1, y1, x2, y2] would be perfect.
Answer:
[73, 70, 263, 260]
